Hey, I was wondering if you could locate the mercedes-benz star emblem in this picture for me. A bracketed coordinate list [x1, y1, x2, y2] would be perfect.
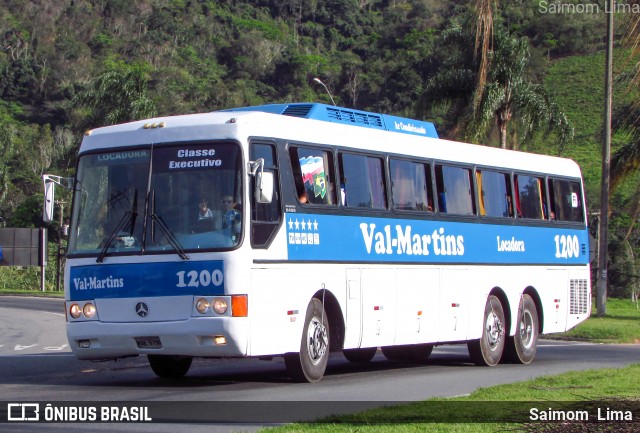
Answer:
[135, 302, 149, 318]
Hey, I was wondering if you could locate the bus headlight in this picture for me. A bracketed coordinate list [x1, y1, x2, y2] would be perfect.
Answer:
[196, 298, 210, 314]
[83, 303, 97, 319]
[69, 304, 82, 319]
[212, 298, 228, 315]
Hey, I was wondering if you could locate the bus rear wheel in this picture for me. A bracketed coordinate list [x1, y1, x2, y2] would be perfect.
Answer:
[504, 294, 539, 364]
[381, 344, 433, 363]
[284, 298, 330, 382]
[148, 354, 193, 378]
[468, 295, 505, 367]
[343, 347, 377, 363]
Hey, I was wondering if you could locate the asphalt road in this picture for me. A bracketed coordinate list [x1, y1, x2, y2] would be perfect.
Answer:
[1, 295, 639, 432]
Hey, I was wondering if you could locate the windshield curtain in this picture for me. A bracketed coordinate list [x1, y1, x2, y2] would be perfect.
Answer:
[68, 143, 243, 256]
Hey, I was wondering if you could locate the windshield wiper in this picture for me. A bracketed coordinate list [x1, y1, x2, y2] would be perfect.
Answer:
[150, 213, 190, 260]
[96, 190, 138, 263]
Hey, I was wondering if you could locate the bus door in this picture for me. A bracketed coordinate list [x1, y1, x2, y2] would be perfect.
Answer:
[343, 268, 363, 349]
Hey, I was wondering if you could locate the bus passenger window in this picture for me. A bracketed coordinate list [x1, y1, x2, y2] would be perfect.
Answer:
[289, 147, 336, 206]
[339, 153, 387, 209]
[549, 178, 584, 223]
[435, 164, 475, 215]
[476, 169, 513, 218]
[514, 175, 546, 220]
[390, 159, 433, 211]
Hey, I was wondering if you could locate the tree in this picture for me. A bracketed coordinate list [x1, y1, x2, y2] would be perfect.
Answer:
[473, 0, 497, 109]
[417, 22, 477, 139]
[421, 23, 573, 150]
[610, 2, 640, 239]
[72, 64, 157, 129]
[469, 29, 574, 150]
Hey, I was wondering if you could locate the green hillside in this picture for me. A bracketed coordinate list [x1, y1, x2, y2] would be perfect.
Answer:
[0, 0, 637, 294]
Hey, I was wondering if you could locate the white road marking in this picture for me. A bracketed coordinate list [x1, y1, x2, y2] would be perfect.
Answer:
[14, 344, 38, 351]
[43, 311, 65, 317]
[44, 344, 69, 351]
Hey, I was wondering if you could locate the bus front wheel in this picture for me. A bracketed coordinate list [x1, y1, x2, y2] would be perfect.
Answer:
[285, 298, 330, 382]
[468, 295, 505, 367]
[148, 354, 193, 378]
[504, 294, 539, 364]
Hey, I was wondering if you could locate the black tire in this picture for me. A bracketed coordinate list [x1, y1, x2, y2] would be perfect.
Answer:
[504, 294, 539, 364]
[467, 295, 506, 367]
[148, 354, 193, 378]
[343, 347, 377, 363]
[381, 345, 408, 361]
[410, 343, 434, 363]
[284, 298, 330, 382]
[381, 343, 433, 363]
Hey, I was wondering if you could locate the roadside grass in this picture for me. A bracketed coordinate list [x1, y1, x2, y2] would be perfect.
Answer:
[550, 298, 640, 343]
[261, 298, 640, 433]
[0, 287, 64, 297]
[262, 364, 640, 433]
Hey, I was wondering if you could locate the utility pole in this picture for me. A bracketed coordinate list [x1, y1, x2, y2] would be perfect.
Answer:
[597, 1, 614, 317]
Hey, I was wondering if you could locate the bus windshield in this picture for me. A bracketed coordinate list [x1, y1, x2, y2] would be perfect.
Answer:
[68, 142, 243, 256]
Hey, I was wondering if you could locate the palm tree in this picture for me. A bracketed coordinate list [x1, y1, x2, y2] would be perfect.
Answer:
[421, 24, 573, 150]
[72, 66, 157, 128]
[611, 2, 640, 238]
[473, 0, 497, 108]
[417, 22, 477, 138]
[469, 29, 573, 150]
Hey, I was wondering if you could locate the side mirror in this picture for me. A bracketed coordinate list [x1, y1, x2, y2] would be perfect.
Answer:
[43, 178, 55, 223]
[255, 171, 274, 204]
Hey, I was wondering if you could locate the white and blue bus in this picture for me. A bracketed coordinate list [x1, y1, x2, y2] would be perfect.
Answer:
[47, 103, 591, 382]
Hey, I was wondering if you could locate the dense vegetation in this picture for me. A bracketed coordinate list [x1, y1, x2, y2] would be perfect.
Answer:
[0, 0, 638, 296]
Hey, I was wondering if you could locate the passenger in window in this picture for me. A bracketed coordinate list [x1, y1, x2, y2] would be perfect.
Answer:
[221, 195, 241, 241]
[198, 198, 214, 220]
[193, 197, 219, 233]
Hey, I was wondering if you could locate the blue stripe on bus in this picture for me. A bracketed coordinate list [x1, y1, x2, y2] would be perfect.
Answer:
[285, 213, 589, 265]
[69, 260, 225, 301]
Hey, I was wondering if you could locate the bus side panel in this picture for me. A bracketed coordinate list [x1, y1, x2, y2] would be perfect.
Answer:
[539, 269, 569, 334]
[359, 268, 397, 348]
[343, 268, 363, 349]
[248, 267, 306, 356]
[438, 268, 472, 342]
[394, 268, 440, 345]
[248, 265, 347, 357]
[565, 268, 591, 331]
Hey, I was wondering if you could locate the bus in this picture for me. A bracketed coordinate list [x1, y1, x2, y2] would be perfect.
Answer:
[44, 102, 591, 382]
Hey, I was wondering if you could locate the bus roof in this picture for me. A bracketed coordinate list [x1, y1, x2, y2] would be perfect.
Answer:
[222, 103, 438, 139]
[79, 104, 582, 179]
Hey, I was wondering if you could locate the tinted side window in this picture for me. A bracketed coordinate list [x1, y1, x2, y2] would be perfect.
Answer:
[289, 147, 336, 205]
[549, 179, 584, 222]
[250, 142, 282, 247]
[435, 164, 475, 215]
[515, 175, 547, 220]
[339, 153, 387, 209]
[390, 159, 433, 212]
[477, 169, 513, 218]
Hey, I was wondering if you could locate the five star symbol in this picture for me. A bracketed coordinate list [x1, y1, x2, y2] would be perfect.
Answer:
[288, 217, 319, 231]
